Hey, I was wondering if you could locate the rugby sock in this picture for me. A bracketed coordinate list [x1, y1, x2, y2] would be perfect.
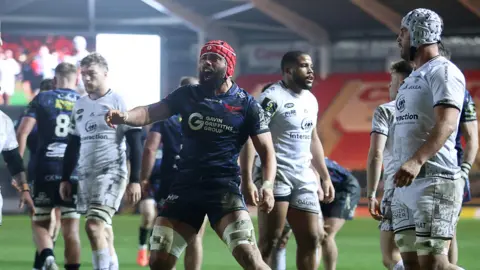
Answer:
[39, 248, 54, 268]
[393, 260, 404, 270]
[273, 247, 287, 270]
[64, 264, 81, 270]
[92, 248, 110, 270]
[33, 251, 43, 270]
[315, 247, 321, 267]
[109, 253, 119, 270]
[139, 227, 151, 249]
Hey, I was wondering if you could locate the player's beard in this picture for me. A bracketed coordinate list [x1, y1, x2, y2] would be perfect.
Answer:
[199, 67, 227, 92]
[292, 73, 313, 90]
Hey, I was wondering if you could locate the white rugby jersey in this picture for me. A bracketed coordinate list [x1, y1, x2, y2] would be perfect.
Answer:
[256, 81, 318, 172]
[371, 101, 396, 189]
[68, 90, 140, 175]
[0, 110, 19, 153]
[394, 56, 465, 179]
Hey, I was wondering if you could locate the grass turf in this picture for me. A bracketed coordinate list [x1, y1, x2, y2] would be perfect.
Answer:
[0, 215, 478, 269]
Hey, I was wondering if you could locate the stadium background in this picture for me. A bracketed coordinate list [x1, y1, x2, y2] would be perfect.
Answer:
[0, 0, 480, 269]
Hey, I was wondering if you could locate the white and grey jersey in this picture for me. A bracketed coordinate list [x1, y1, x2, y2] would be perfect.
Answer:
[256, 81, 318, 174]
[393, 56, 465, 179]
[371, 101, 396, 190]
[69, 91, 140, 175]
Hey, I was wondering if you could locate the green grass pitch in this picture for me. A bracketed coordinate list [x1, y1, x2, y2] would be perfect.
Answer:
[0, 215, 478, 269]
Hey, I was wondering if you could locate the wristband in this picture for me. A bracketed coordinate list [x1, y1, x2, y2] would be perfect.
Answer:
[21, 183, 30, 192]
[262, 180, 273, 190]
[367, 191, 376, 199]
[461, 162, 471, 174]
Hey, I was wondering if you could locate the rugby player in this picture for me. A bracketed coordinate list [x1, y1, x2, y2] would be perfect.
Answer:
[438, 43, 479, 266]
[105, 40, 276, 270]
[60, 53, 142, 270]
[367, 60, 412, 270]
[16, 62, 82, 270]
[392, 8, 466, 269]
[240, 51, 335, 270]
[0, 110, 35, 225]
[15, 77, 62, 270]
[136, 76, 201, 268]
[272, 158, 359, 270]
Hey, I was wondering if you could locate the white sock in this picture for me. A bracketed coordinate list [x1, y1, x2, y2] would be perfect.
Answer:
[457, 267, 465, 270]
[92, 248, 111, 270]
[272, 247, 287, 270]
[393, 260, 404, 270]
[315, 247, 321, 267]
[139, 244, 147, 250]
[44, 256, 56, 268]
[110, 253, 119, 270]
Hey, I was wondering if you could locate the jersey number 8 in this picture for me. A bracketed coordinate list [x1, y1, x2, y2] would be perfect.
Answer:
[55, 114, 71, 137]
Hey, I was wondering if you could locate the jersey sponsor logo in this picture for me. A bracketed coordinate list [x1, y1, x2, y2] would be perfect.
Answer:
[224, 103, 242, 113]
[284, 102, 294, 108]
[407, 85, 421, 90]
[85, 120, 97, 133]
[289, 132, 311, 140]
[395, 95, 406, 113]
[187, 112, 234, 133]
[204, 98, 222, 103]
[396, 113, 418, 122]
[55, 99, 75, 111]
[261, 98, 277, 114]
[301, 117, 314, 131]
[284, 110, 296, 118]
[81, 134, 108, 141]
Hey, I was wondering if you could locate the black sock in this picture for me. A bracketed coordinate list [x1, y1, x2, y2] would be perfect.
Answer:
[39, 248, 55, 266]
[139, 227, 151, 246]
[33, 251, 43, 269]
[64, 263, 81, 270]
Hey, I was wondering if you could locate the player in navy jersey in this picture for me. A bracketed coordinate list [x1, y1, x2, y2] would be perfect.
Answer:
[106, 40, 276, 270]
[16, 63, 82, 270]
[14, 78, 62, 270]
[136, 76, 199, 268]
[439, 44, 478, 266]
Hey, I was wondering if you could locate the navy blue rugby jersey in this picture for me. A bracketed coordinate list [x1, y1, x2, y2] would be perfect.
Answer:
[160, 83, 269, 178]
[455, 89, 477, 165]
[325, 157, 353, 184]
[150, 114, 182, 177]
[24, 88, 81, 180]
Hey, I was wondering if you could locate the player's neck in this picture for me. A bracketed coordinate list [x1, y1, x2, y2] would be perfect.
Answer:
[89, 87, 110, 100]
[55, 79, 75, 90]
[282, 80, 302, 94]
[414, 45, 440, 70]
[214, 79, 233, 95]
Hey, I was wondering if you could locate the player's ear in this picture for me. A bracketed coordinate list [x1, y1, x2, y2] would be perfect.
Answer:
[53, 77, 57, 87]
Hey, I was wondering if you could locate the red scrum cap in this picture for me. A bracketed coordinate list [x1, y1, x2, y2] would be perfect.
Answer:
[200, 40, 236, 78]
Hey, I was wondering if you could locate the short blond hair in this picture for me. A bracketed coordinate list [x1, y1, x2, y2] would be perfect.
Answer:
[80, 52, 109, 71]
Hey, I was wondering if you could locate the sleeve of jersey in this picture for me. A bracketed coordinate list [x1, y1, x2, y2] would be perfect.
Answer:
[258, 91, 279, 126]
[246, 99, 270, 136]
[430, 65, 465, 111]
[2, 116, 19, 151]
[68, 104, 80, 136]
[370, 106, 389, 136]
[461, 90, 477, 122]
[149, 121, 163, 134]
[24, 95, 40, 119]
[160, 86, 187, 115]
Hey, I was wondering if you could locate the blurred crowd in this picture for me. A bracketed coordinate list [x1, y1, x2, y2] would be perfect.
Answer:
[0, 35, 90, 105]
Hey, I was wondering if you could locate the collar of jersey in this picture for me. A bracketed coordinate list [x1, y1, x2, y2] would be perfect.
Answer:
[55, 88, 76, 92]
[203, 82, 239, 97]
[88, 89, 112, 100]
[412, 55, 443, 77]
[278, 80, 302, 97]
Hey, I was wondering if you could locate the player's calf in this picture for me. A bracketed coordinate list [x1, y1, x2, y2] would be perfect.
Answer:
[61, 216, 81, 269]
[184, 217, 207, 270]
[257, 201, 289, 265]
